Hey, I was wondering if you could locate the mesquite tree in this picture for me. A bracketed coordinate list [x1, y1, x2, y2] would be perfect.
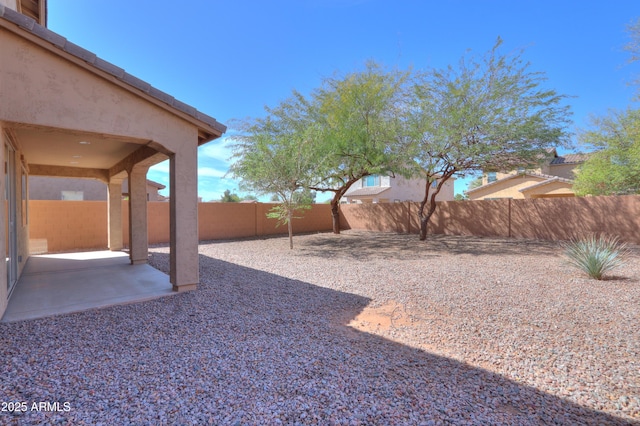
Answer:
[228, 94, 321, 249]
[573, 108, 640, 196]
[306, 62, 410, 233]
[408, 39, 572, 240]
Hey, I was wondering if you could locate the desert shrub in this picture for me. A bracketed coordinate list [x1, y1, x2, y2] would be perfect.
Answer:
[563, 234, 630, 280]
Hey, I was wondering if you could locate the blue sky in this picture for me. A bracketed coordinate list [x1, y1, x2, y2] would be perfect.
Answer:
[48, 0, 640, 201]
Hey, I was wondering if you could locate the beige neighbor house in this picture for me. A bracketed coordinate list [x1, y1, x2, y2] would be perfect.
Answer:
[0, 0, 225, 318]
[466, 149, 589, 200]
[342, 174, 455, 204]
[29, 176, 167, 201]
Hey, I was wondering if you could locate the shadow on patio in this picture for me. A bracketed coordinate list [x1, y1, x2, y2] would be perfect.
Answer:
[1, 250, 175, 322]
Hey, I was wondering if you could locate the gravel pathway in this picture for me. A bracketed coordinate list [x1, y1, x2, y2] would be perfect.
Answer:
[1, 231, 638, 425]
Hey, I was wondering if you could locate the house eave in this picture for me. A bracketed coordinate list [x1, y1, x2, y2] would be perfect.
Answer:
[0, 7, 226, 142]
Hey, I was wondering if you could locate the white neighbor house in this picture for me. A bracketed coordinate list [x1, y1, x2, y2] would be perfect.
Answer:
[341, 174, 455, 204]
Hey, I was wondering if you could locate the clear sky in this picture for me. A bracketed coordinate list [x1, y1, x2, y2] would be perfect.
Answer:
[48, 0, 640, 201]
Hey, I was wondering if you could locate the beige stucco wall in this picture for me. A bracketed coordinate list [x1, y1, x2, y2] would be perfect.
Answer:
[29, 176, 107, 200]
[27, 177, 165, 202]
[345, 176, 454, 203]
[486, 162, 579, 185]
[547, 163, 578, 180]
[469, 175, 547, 200]
[387, 176, 454, 202]
[521, 180, 575, 198]
[0, 0, 18, 10]
[1, 24, 207, 289]
[0, 29, 198, 155]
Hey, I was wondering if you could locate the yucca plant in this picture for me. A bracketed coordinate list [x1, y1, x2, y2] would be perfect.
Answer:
[562, 234, 630, 280]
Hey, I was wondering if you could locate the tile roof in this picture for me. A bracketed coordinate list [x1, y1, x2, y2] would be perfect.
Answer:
[0, 6, 226, 135]
[550, 153, 590, 165]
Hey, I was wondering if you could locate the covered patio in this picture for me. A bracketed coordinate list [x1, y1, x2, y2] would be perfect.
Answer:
[0, 2, 225, 319]
[1, 251, 175, 322]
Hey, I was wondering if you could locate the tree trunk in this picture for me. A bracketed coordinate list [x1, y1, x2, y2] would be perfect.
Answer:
[330, 199, 341, 234]
[418, 181, 432, 241]
[419, 200, 438, 241]
[310, 177, 361, 235]
[417, 174, 452, 241]
[288, 211, 294, 249]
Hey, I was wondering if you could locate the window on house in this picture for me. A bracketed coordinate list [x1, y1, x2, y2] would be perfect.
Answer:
[487, 172, 497, 183]
[61, 191, 84, 201]
[431, 180, 437, 188]
[363, 175, 380, 187]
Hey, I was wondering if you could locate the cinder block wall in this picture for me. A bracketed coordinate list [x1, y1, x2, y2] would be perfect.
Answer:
[30, 201, 334, 253]
[340, 195, 640, 244]
[29, 200, 108, 253]
[29, 195, 640, 254]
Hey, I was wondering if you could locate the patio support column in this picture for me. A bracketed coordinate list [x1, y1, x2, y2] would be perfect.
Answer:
[128, 165, 149, 265]
[169, 144, 199, 292]
[107, 178, 124, 251]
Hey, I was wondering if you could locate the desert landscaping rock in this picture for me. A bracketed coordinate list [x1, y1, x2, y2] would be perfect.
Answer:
[1, 231, 638, 425]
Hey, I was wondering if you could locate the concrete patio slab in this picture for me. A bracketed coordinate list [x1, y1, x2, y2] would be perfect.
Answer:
[1, 251, 175, 322]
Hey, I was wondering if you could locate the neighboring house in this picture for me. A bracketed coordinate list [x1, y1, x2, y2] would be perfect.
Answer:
[466, 149, 589, 200]
[341, 174, 455, 204]
[29, 176, 167, 201]
[0, 1, 225, 318]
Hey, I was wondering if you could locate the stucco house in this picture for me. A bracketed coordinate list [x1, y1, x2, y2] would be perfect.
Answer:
[0, 0, 225, 318]
[341, 174, 455, 204]
[466, 149, 589, 200]
[29, 176, 167, 201]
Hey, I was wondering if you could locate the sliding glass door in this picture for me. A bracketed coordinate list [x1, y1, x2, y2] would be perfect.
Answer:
[5, 143, 17, 296]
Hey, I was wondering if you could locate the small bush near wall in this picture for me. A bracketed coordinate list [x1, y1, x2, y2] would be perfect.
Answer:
[562, 234, 630, 280]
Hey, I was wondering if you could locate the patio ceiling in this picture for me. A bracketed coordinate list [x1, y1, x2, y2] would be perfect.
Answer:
[11, 125, 148, 170]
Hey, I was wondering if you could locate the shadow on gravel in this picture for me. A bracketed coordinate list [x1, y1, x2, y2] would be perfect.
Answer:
[0, 251, 632, 425]
[297, 231, 561, 260]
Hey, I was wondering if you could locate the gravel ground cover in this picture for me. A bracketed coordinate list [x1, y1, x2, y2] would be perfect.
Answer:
[1, 230, 638, 425]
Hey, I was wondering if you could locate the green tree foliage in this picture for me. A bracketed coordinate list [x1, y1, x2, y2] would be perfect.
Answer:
[407, 38, 572, 240]
[308, 62, 411, 233]
[228, 42, 572, 242]
[624, 17, 640, 96]
[220, 189, 241, 202]
[228, 94, 322, 249]
[574, 108, 640, 196]
[468, 177, 484, 190]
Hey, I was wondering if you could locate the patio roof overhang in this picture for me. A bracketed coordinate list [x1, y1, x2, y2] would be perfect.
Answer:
[0, 5, 226, 179]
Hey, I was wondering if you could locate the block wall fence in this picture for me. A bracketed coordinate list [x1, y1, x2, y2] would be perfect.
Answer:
[339, 195, 640, 244]
[28, 195, 640, 254]
[28, 201, 334, 254]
